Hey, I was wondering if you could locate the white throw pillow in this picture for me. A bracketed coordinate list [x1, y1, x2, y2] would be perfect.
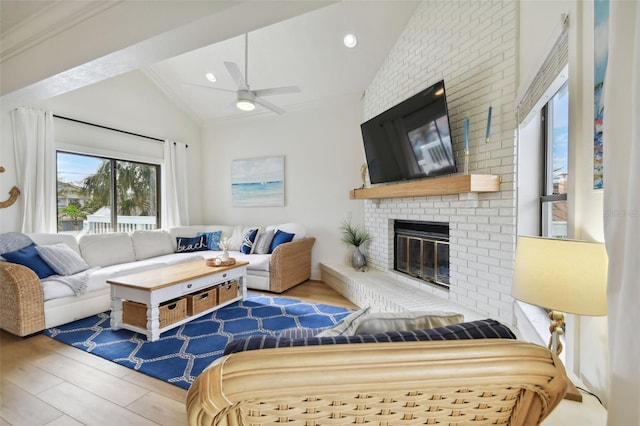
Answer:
[253, 229, 275, 254]
[36, 243, 90, 276]
[316, 307, 371, 337]
[353, 311, 464, 335]
[131, 230, 174, 260]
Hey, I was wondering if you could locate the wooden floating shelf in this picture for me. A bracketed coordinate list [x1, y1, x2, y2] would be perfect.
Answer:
[349, 174, 500, 200]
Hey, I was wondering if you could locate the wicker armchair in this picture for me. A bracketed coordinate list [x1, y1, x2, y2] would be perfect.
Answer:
[0, 262, 45, 336]
[186, 339, 568, 426]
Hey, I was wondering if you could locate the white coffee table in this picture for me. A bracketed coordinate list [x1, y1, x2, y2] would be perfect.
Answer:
[107, 260, 248, 341]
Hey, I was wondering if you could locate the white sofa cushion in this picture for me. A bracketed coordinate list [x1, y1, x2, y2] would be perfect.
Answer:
[266, 223, 307, 241]
[79, 233, 136, 267]
[131, 229, 175, 260]
[29, 233, 81, 254]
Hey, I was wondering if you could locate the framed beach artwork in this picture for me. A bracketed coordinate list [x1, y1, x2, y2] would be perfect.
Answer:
[231, 156, 285, 207]
[593, 0, 609, 190]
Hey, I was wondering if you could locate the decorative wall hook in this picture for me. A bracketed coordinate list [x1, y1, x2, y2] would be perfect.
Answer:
[0, 166, 21, 208]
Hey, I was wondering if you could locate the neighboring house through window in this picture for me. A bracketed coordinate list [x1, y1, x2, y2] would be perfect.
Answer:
[56, 151, 160, 235]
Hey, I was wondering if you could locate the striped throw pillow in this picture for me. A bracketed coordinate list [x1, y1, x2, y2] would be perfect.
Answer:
[36, 243, 89, 276]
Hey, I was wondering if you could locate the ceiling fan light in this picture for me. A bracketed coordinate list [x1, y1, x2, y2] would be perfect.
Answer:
[236, 100, 255, 111]
[236, 90, 256, 111]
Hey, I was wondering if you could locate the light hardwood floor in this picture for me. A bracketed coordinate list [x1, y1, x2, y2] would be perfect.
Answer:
[0, 280, 358, 426]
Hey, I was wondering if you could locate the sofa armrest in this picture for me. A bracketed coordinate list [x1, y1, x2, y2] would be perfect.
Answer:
[0, 262, 45, 336]
[268, 237, 315, 293]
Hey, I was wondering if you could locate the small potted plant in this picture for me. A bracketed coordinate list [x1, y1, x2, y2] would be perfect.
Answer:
[340, 220, 371, 271]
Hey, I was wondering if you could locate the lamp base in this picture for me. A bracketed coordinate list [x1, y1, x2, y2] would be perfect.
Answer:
[547, 311, 583, 402]
[564, 380, 583, 402]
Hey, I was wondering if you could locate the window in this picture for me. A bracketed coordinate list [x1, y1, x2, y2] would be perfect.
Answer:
[56, 152, 160, 234]
[540, 82, 569, 238]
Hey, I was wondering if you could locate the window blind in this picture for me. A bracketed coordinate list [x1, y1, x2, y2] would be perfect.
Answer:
[517, 20, 569, 125]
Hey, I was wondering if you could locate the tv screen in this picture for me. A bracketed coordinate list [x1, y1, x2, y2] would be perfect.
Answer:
[361, 80, 456, 185]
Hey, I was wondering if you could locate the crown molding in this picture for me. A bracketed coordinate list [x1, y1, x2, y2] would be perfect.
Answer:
[0, 1, 119, 62]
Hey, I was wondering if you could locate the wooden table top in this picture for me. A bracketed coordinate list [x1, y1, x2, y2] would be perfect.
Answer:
[106, 259, 249, 291]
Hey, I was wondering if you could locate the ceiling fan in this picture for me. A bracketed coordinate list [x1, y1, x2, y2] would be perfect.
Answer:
[187, 33, 300, 114]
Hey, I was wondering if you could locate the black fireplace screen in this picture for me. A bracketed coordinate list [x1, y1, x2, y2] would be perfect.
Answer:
[394, 221, 450, 288]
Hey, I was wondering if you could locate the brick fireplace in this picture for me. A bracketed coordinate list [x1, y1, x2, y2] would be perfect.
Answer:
[360, 189, 515, 325]
[353, 0, 518, 325]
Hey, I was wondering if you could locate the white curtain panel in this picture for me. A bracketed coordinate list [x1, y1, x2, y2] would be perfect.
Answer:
[603, 1, 640, 425]
[162, 140, 189, 228]
[10, 107, 56, 233]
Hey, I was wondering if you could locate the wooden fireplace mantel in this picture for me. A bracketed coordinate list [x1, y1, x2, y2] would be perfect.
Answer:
[349, 174, 500, 200]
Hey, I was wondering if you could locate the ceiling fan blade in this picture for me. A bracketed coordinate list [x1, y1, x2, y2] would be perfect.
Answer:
[254, 97, 286, 115]
[253, 86, 301, 97]
[224, 61, 249, 91]
[183, 83, 236, 93]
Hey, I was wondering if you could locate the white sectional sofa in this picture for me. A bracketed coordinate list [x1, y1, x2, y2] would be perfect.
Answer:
[0, 223, 315, 336]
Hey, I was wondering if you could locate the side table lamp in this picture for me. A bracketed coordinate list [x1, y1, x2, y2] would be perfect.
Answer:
[511, 236, 608, 403]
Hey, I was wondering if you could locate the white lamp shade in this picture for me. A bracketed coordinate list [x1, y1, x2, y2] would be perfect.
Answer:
[512, 236, 608, 316]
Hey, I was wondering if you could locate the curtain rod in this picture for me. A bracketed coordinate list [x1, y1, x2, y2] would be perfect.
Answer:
[53, 114, 188, 147]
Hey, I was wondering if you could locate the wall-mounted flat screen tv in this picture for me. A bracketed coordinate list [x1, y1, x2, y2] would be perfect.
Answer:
[361, 80, 456, 185]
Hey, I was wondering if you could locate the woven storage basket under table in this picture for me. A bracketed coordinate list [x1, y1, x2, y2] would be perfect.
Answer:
[122, 297, 187, 329]
[217, 280, 239, 304]
[186, 286, 218, 316]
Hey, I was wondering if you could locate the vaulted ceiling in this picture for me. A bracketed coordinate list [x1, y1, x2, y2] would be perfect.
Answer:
[1, 1, 419, 122]
[143, 1, 419, 122]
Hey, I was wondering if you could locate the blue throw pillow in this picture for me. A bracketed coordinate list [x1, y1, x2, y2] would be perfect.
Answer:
[2, 243, 56, 279]
[197, 231, 222, 250]
[176, 236, 207, 253]
[240, 228, 260, 254]
[269, 230, 294, 253]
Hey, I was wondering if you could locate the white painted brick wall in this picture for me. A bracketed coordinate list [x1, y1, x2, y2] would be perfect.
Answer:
[361, 0, 517, 325]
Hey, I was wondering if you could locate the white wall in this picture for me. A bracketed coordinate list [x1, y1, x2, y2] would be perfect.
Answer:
[0, 70, 203, 232]
[360, 0, 518, 326]
[200, 97, 366, 279]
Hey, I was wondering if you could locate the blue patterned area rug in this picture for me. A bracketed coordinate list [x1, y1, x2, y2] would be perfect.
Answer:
[43, 293, 351, 389]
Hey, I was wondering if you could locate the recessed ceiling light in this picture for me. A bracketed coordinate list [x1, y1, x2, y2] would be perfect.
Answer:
[343, 33, 358, 48]
[205, 72, 216, 83]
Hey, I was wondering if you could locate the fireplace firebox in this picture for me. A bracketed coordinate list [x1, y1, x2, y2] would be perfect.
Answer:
[394, 220, 450, 288]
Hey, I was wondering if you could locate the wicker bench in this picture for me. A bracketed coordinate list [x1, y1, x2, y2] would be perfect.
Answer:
[186, 338, 568, 426]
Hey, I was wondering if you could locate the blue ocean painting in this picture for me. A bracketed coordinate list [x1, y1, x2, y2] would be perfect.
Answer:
[231, 156, 285, 207]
